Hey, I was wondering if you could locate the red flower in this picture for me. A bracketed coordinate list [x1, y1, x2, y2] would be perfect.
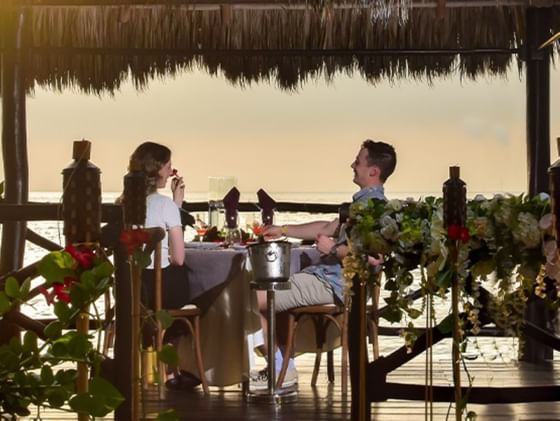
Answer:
[65, 243, 95, 269]
[39, 276, 78, 305]
[120, 229, 151, 256]
[447, 224, 470, 242]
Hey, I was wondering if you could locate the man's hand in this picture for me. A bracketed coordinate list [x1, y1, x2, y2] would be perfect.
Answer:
[368, 254, 385, 268]
[263, 225, 282, 240]
[316, 234, 335, 255]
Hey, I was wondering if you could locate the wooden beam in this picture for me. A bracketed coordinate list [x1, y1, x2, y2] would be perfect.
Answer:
[11, 0, 540, 9]
[4, 46, 519, 56]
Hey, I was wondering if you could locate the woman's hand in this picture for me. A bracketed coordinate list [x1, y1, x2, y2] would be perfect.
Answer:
[171, 176, 185, 206]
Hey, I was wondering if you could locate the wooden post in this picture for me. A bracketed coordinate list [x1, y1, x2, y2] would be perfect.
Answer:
[443, 166, 467, 421]
[349, 271, 370, 421]
[122, 164, 147, 421]
[523, 6, 553, 364]
[62, 140, 102, 421]
[0, 4, 28, 344]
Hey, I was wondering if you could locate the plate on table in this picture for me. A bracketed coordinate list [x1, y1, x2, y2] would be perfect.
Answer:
[185, 241, 222, 250]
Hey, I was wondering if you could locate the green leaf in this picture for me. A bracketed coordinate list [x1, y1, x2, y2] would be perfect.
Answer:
[19, 277, 31, 298]
[156, 409, 180, 421]
[69, 376, 124, 417]
[55, 368, 78, 385]
[435, 268, 452, 289]
[89, 376, 125, 412]
[47, 388, 67, 408]
[44, 320, 63, 339]
[53, 301, 72, 324]
[5, 277, 20, 298]
[158, 343, 178, 367]
[436, 315, 454, 335]
[407, 308, 423, 319]
[41, 365, 55, 385]
[133, 250, 152, 268]
[0, 291, 12, 314]
[156, 310, 173, 330]
[37, 251, 75, 285]
[67, 332, 92, 359]
[22, 331, 38, 354]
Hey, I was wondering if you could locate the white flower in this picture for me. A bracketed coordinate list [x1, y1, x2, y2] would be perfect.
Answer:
[539, 213, 552, 232]
[379, 215, 399, 241]
[494, 200, 513, 225]
[544, 240, 560, 281]
[387, 199, 403, 212]
[513, 212, 541, 248]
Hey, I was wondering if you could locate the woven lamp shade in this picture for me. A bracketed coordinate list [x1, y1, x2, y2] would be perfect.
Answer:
[443, 166, 467, 228]
[62, 140, 102, 244]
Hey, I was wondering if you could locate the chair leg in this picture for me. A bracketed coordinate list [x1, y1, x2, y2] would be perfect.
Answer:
[326, 350, 334, 382]
[191, 316, 209, 394]
[311, 347, 323, 387]
[311, 316, 329, 386]
[276, 314, 297, 389]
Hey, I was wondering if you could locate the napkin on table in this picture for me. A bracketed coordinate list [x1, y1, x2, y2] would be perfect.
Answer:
[223, 187, 240, 228]
[257, 189, 276, 225]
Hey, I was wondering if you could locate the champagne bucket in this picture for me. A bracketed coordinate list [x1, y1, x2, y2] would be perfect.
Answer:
[247, 241, 292, 283]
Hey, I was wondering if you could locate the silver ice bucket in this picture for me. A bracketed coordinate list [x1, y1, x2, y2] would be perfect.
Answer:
[247, 241, 292, 283]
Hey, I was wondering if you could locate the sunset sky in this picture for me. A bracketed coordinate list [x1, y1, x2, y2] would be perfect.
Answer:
[2, 63, 559, 198]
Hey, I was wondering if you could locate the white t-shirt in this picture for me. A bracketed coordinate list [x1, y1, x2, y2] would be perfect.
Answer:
[145, 192, 182, 269]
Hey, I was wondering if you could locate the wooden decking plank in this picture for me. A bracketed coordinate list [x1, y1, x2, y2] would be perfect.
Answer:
[19, 348, 559, 420]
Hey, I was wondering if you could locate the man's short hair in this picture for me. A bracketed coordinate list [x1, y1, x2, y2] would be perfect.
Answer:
[362, 140, 396, 182]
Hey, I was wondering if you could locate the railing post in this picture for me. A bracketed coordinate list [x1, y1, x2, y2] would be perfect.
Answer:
[0, 2, 27, 344]
[61, 139, 102, 421]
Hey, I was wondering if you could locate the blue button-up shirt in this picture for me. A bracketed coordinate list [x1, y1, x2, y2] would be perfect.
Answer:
[302, 185, 386, 302]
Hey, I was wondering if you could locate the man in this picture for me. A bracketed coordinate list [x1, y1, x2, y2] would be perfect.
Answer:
[252, 139, 397, 390]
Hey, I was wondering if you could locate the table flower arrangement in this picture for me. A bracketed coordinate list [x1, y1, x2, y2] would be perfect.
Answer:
[0, 243, 122, 418]
[343, 193, 559, 350]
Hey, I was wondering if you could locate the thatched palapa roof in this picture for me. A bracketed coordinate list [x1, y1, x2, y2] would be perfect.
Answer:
[1, 0, 560, 91]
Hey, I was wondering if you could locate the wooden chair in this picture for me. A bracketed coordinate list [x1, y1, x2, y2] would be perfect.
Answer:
[152, 241, 209, 395]
[275, 300, 349, 394]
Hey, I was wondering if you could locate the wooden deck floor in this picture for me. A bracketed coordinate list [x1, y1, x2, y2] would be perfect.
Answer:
[21, 340, 560, 420]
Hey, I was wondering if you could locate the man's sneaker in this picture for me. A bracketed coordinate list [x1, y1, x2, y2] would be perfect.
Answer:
[249, 367, 298, 391]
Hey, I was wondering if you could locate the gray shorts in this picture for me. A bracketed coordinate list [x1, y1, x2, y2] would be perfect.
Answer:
[274, 272, 335, 312]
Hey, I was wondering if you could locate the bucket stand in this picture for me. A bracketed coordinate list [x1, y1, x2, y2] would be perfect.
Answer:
[246, 281, 297, 404]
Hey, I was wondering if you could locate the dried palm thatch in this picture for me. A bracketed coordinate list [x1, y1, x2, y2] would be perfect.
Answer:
[1, 1, 559, 92]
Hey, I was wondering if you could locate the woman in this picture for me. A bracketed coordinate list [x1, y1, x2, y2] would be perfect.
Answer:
[129, 141, 200, 390]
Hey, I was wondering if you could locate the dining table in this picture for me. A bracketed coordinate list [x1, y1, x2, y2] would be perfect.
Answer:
[177, 242, 344, 388]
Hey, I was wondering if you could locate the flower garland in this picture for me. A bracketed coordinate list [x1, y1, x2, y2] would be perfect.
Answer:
[343, 193, 560, 350]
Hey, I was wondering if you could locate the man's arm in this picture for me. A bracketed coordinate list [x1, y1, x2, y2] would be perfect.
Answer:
[264, 218, 340, 241]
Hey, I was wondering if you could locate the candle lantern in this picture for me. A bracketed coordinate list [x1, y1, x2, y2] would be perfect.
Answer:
[548, 138, 560, 249]
[443, 166, 467, 229]
[62, 140, 102, 244]
[123, 158, 147, 227]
